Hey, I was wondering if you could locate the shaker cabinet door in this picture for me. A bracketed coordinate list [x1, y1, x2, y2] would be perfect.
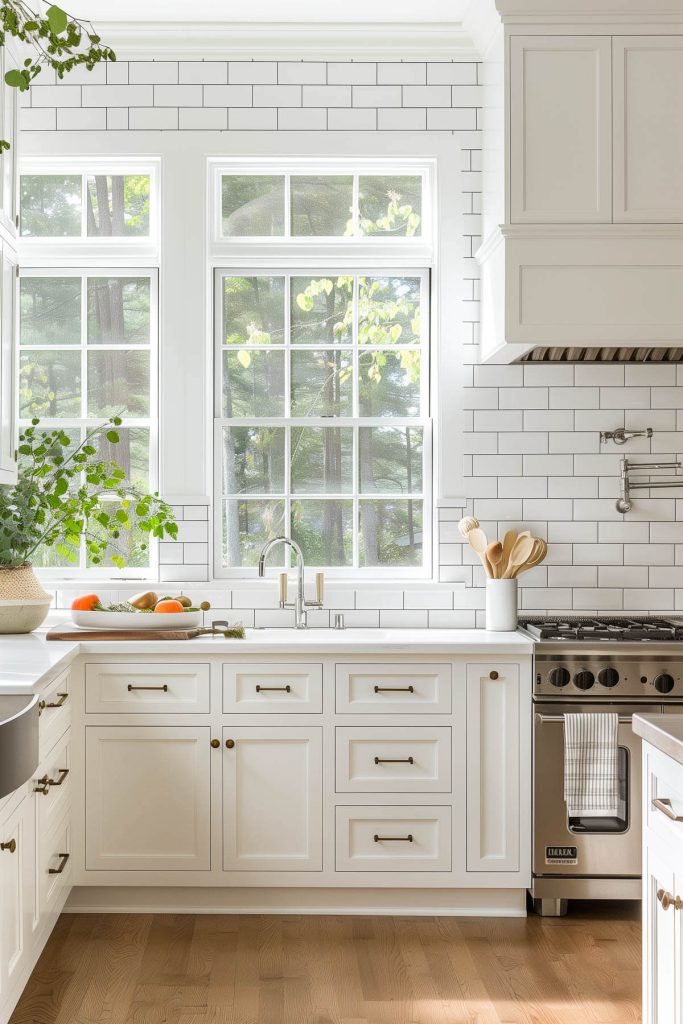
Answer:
[642, 843, 677, 1024]
[0, 795, 33, 997]
[85, 726, 211, 871]
[222, 727, 322, 872]
[614, 37, 683, 223]
[510, 35, 612, 223]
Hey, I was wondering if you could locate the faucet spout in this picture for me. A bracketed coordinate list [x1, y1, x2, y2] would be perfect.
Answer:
[257, 536, 309, 628]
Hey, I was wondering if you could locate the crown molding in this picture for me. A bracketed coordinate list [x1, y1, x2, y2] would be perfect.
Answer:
[95, 21, 480, 60]
[462, 0, 501, 58]
[495, 0, 683, 24]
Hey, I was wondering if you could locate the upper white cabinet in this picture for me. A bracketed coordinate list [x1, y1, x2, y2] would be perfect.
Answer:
[613, 37, 683, 223]
[510, 36, 612, 223]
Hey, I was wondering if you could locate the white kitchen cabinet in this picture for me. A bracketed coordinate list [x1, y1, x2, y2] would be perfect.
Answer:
[510, 35, 612, 224]
[222, 726, 322, 872]
[0, 795, 33, 1000]
[336, 726, 452, 794]
[613, 37, 683, 223]
[643, 842, 677, 1024]
[466, 663, 521, 872]
[85, 726, 211, 871]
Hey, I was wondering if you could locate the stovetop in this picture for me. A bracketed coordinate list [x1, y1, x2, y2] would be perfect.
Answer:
[519, 616, 683, 643]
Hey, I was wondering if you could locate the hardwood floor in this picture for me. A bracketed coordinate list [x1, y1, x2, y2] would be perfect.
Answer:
[10, 903, 641, 1024]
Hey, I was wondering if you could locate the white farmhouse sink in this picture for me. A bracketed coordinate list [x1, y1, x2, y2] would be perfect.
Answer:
[0, 693, 39, 800]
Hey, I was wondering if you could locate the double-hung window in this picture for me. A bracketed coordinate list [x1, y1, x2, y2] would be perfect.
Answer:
[18, 162, 159, 573]
[212, 160, 433, 577]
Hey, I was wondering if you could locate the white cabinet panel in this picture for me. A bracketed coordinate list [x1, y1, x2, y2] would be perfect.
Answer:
[510, 36, 612, 223]
[642, 843, 676, 1024]
[35, 729, 71, 837]
[85, 662, 210, 714]
[614, 37, 683, 222]
[335, 663, 451, 715]
[336, 727, 451, 793]
[335, 806, 451, 872]
[0, 796, 33, 997]
[222, 727, 322, 872]
[85, 726, 211, 871]
[466, 664, 520, 872]
[223, 663, 322, 714]
[39, 668, 71, 761]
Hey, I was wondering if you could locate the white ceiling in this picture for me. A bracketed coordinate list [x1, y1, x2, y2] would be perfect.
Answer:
[69, 0, 472, 24]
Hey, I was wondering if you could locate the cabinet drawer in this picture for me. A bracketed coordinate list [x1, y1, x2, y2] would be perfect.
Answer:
[645, 743, 683, 854]
[85, 663, 210, 714]
[335, 663, 451, 714]
[35, 729, 71, 835]
[336, 727, 451, 793]
[38, 813, 72, 921]
[223, 663, 322, 714]
[39, 669, 71, 760]
[336, 806, 451, 872]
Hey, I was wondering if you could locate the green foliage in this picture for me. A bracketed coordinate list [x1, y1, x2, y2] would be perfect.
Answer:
[0, 2, 115, 149]
[0, 417, 177, 569]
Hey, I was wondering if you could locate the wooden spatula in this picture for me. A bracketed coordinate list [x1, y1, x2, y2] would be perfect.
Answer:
[514, 538, 547, 577]
[500, 530, 518, 578]
[502, 534, 534, 578]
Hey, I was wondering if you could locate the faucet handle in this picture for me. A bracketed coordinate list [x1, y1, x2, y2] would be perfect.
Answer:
[278, 572, 288, 607]
[315, 571, 324, 605]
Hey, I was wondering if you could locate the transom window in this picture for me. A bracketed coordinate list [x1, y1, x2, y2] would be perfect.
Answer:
[212, 162, 432, 577]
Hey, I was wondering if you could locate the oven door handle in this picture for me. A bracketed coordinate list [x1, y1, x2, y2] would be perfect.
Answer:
[535, 713, 634, 724]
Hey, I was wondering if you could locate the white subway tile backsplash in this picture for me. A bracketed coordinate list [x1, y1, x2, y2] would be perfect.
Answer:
[428, 62, 477, 85]
[377, 62, 427, 84]
[599, 566, 648, 588]
[499, 432, 547, 454]
[353, 85, 401, 107]
[229, 61, 277, 83]
[524, 365, 574, 387]
[129, 61, 179, 84]
[549, 387, 600, 409]
[624, 589, 674, 611]
[378, 108, 427, 130]
[253, 84, 301, 107]
[548, 432, 598, 454]
[302, 85, 351, 106]
[600, 387, 650, 409]
[229, 108, 277, 130]
[624, 544, 675, 565]
[380, 610, 429, 628]
[547, 522, 598, 543]
[328, 108, 376, 130]
[327, 62, 376, 85]
[573, 589, 623, 610]
[575, 364, 624, 386]
[129, 107, 178, 130]
[523, 454, 573, 476]
[573, 544, 623, 565]
[522, 499, 573, 520]
[179, 62, 228, 84]
[278, 61, 327, 84]
[548, 477, 598, 498]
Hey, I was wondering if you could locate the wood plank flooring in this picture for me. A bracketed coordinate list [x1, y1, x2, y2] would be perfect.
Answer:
[10, 902, 641, 1024]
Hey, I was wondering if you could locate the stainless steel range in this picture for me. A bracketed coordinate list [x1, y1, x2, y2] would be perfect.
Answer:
[518, 615, 683, 916]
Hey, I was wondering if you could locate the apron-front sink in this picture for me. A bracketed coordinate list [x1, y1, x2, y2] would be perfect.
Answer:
[0, 693, 39, 800]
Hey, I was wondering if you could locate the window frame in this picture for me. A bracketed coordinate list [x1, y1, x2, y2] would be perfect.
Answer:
[18, 157, 161, 579]
[210, 158, 435, 580]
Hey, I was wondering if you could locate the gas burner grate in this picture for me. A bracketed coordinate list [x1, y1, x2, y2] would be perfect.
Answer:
[520, 616, 683, 642]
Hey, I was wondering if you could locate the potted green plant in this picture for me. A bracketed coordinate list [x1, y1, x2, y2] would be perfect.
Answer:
[0, 417, 177, 633]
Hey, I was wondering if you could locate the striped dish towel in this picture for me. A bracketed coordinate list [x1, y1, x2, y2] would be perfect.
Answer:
[563, 713, 620, 818]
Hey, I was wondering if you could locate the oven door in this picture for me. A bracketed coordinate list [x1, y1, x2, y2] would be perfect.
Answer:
[533, 702, 651, 879]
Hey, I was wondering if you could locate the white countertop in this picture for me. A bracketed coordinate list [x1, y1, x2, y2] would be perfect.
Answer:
[0, 627, 533, 694]
[633, 713, 683, 767]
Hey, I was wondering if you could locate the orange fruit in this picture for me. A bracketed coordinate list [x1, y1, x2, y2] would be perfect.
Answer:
[154, 599, 185, 614]
[71, 594, 100, 611]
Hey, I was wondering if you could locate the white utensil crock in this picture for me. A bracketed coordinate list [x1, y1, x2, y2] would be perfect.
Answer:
[485, 578, 518, 632]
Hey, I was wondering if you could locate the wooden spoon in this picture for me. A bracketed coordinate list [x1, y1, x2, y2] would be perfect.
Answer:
[499, 530, 518, 578]
[486, 540, 504, 578]
[457, 516, 479, 538]
[468, 527, 493, 578]
[502, 534, 534, 578]
[514, 538, 547, 577]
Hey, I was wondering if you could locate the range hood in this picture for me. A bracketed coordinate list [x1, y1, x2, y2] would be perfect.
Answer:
[517, 346, 683, 364]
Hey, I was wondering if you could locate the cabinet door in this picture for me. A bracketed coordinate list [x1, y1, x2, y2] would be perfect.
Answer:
[510, 35, 612, 223]
[466, 663, 520, 872]
[0, 795, 34, 997]
[85, 726, 211, 871]
[0, 242, 16, 485]
[614, 37, 683, 222]
[643, 843, 676, 1024]
[222, 727, 322, 872]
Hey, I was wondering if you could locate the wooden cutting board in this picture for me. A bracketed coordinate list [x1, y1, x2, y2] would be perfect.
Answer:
[47, 625, 217, 641]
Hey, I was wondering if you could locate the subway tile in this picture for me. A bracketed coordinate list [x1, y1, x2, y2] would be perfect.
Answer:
[129, 107, 178, 130]
[278, 108, 327, 130]
[473, 410, 522, 432]
[548, 477, 598, 498]
[106, 107, 128, 130]
[652, 388, 682, 408]
[575, 364, 624, 386]
[378, 108, 426, 130]
[60, 63, 105, 84]
[335, 610, 380, 628]
[650, 522, 683, 543]
[600, 386, 650, 409]
[327, 62, 377, 85]
[174, 521, 208, 543]
[224, 608, 256, 627]
[573, 499, 624, 521]
[548, 432, 598, 454]
[159, 542, 183, 565]
[183, 505, 209, 520]
[624, 589, 674, 611]
[549, 387, 599, 409]
[427, 62, 477, 85]
[229, 108, 277, 130]
[651, 432, 683, 452]
[462, 388, 498, 409]
[183, 543, 209, 564]
[498, 477, 547, 498]
[626, 364, 672, 386]
[548, 566, 597, 588]
[523, 365, 574, 387]
[463, 433, 497, 454]
[107, 62, 129, 84]
[500, 388, 548, 410]
[625, 498, 676, 522]
[547, 522, 598, 543]
[499, 432, 547, 454]
[573, 544, 623, 565]
[599, 566, 648, 588]
[428, 609, 476, 628]
[624, 544, 675, 565]
[426, 108, 477, 130]
[464, 477, 499, 498]
[543, 544, 573, 564]
[473, 365, 523, 388]
[203, 85, 253, 106]
[524, 410, 573, 431]
[403, 85, 451, 106]
[520, 588, 573, 609]
[473, 454, 522, 475]
[473, 499, 523, 521]
[32, 85, 81, 107]
[648, 567, 683, 588]
[523, 454, 573, 476]
[178, 108, 227, 130]
[302, 85, 351, 106]
[179, 62, 228, 84]
[328, 108, 376, 131]
[575, 453, 623, 476]
[404, 588, 455, 610]
[159, 564, 208, 582]
[579, 410, 625, 431]
[57, 107, 105, 130]
[253, 84, 301, 107]
[523, 499, 572, 520]
[598, 522, 649, 543]
[82, 84, 153, 106]
[380, 610, 429, 628]
[229, 61, 277, 83]
[356, 588, 403, 610]
[278, 61, 326, 84]
[573, 589, 623, 610]
[129, 61, 179, 84]
[353, 85, 402, 107]
[377, 62, 426, 84]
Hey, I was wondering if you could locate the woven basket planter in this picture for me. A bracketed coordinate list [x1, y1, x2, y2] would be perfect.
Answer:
[0, 564, 51, 633]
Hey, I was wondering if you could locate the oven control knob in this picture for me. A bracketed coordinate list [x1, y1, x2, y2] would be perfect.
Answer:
[548, 667, 571, 688]
[598, 667, 620, 688]
[574, 670, 595, 690]
[654, 673, 675, 694]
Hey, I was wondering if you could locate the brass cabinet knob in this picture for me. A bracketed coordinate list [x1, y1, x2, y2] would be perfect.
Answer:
[210, 738, 220, 749]
[1, 839, 16, 854]
[656, 888, 683, 910]
[490, 671, 499, 680]
[225, 739, 235, 749]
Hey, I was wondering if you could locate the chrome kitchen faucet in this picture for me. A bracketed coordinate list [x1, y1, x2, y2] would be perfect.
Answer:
[257, 536, 323, 629]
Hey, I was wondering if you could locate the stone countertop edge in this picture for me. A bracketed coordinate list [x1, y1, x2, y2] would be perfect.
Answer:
[0, 628, 533, 694]
[633, 713, 683, 768]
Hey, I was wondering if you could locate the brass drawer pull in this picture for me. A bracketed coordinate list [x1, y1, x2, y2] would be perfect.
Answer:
[374, 756, 414, 765]
[49, 852, 70, 875]
[374, 685, 414, 693]
[374, 834, 413, 843]
[45, 693, 68, 708]
[656, 888, 683, 910]
[1, 839, 16, 853]
[652, 797, 683, 822]
[34, 775, 50, 795]
[127, 684, 169, 692]
[255, 685, 291, 693]
[489, 671, 499, 680]
[48, 768, 69, 788]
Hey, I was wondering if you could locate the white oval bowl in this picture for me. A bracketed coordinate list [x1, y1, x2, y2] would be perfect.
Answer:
[71, 609, 202, 630]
